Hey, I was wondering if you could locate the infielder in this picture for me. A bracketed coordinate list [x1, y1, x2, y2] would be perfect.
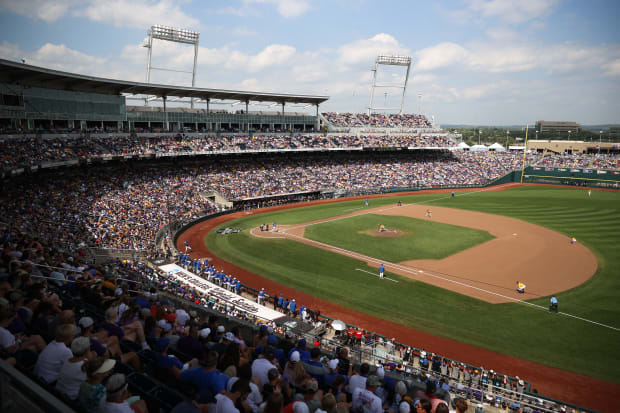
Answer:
[379, 264, 385, 279]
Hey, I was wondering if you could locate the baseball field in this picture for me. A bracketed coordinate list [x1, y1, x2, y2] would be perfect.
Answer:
[179, 184, 620, 409]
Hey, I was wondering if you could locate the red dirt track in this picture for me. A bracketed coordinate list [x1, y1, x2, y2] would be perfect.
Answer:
[177, 184, 620, 412]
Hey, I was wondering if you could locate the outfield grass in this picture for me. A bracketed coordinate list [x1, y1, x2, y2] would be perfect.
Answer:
[205, 187, 620, 383]
[304, 213, 494, 262]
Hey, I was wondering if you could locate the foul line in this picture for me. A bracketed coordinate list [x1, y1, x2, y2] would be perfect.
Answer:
[273, 187, 620, 333]
[355, 268, 399, 283]
[283, 186, 505, 232]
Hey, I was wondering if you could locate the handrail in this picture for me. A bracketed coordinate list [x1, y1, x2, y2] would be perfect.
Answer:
[0, 360, 77, 413]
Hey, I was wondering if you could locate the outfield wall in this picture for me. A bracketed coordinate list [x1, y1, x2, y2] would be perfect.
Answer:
[522, 166, 620, 188]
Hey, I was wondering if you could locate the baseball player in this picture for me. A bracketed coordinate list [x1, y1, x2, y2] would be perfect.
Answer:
[365, 198, 369, 207]
[516, 281, 526, 294]
[379, 264, 385, 279]
[571, 237, 577, 244]
[426, 209, 432, 218]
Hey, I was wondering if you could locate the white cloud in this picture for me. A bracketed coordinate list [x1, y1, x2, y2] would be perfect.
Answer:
[466, 0, 559, 25]
[339, 33, 410, 65]
[603, 59, 620, 77]
[415, 42, 469, 71]
[411, 74, 437, 84]
[75, 0, 199, 29]
[0, 0, 199, 29]
[0, 41, 23, 61]
[249, 44, 296, 71]
[414, 40, 620, 75]
[5, 42, 108, 75]
[0, 0, 79, 23]
[246, 0, 310, 18]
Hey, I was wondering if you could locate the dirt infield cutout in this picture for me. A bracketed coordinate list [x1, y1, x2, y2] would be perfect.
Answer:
[252, 204, 598, 304]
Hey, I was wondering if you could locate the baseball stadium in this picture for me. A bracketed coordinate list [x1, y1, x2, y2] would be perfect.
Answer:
[1, 19, 620, 413]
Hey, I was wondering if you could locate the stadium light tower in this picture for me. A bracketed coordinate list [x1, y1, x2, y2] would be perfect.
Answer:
[144, 24, 200, 107]
[367, 55, 412, 115]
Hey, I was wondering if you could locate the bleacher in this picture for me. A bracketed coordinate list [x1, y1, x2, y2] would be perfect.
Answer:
[0, 224, 588, 413]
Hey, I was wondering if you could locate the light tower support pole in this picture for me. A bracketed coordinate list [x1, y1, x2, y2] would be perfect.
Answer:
[143, 25, 200, 107]
[367, 55, 412, 115]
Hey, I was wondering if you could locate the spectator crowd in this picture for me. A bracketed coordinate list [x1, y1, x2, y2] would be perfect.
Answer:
[0, 134, 456, 171]
[322, 113, 433, 129]
[1, 224, 568, 413]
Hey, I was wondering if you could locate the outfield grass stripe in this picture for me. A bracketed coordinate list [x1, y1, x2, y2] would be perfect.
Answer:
[207, 186, 620, 382]
[282, 227, 620, 332]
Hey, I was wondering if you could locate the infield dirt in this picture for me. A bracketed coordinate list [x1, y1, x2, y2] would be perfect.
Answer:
[177, 185, 620, 411]
[253, 203, 597, 303]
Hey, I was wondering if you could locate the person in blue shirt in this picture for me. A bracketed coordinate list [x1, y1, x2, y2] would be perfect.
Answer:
[288, 339, 311, 362]
[550, 296, 558, 312]
[180, 350, 229, 395]
[154, 337, 184, 377]
[258, 288, 266, 305]
[235, 280, 242, 295]
[277, 294, 284, 311]
[379, 264, 385, 279]
[289, 299, 297, 317]
[282, 298, 289, 314]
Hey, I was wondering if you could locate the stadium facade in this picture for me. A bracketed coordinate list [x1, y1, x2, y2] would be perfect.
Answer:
[0, 59, 327, 133]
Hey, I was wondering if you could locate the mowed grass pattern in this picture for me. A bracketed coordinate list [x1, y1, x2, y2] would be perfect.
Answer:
[304, 214, 494, 262]
[205, 187, 620, 383]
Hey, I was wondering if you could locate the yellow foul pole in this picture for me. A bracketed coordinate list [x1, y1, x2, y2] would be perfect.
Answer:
[520, 124, 529, 183]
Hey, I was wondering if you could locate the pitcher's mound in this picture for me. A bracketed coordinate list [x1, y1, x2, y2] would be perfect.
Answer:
[364, 229, 406, 238]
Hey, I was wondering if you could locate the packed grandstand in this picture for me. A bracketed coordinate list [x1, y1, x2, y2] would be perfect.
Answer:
[1, 60, 619, 413]
[2, 130, 618, 413]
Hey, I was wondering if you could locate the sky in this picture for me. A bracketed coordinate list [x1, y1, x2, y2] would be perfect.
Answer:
[0, 0, 619, 125]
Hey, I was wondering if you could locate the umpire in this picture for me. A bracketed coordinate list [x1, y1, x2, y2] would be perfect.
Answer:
[549, 296, 558, 312]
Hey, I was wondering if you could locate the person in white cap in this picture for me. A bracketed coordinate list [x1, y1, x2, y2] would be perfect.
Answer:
[215, 378, 251, 413]
[283, 350, 303, 386]
[324, 358, 348, 388]
[78, 357, 116, 411]
[103, 373, 148, 413]
[56, 337, 94, 400]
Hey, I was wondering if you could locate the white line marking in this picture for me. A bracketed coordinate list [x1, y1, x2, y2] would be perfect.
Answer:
[283, 186, 507, 233]
[274, 186, 620, 332]
[343, 207, 365, 212]
[355, 268, 399, 283]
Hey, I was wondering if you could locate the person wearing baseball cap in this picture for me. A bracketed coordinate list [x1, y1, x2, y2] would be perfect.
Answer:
[103, 372, 148, 413]
[78, 357, 116, 411]
[56, 337, 93, 400]
[251, 345, 278, 390]
[352, 375, 382, 413]
[324, 358, 348, 388]
[288, 338, 310, 362]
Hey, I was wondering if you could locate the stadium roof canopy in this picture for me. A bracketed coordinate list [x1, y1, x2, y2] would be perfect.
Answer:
[0, 59, 329, 105]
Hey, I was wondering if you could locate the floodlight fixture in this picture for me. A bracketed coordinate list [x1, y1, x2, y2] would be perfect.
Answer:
[367, 54, 412, 115]
[145, 24, 200, 107]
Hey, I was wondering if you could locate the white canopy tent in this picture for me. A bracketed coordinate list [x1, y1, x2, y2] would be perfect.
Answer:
[469, 144, 489, 151]
[489, 142, 506, 151]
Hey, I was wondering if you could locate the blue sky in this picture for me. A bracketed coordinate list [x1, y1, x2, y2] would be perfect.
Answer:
[1, 0, 619, 125]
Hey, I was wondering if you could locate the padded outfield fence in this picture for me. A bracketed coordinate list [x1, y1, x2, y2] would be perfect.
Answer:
[521, 166, 620, 188]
